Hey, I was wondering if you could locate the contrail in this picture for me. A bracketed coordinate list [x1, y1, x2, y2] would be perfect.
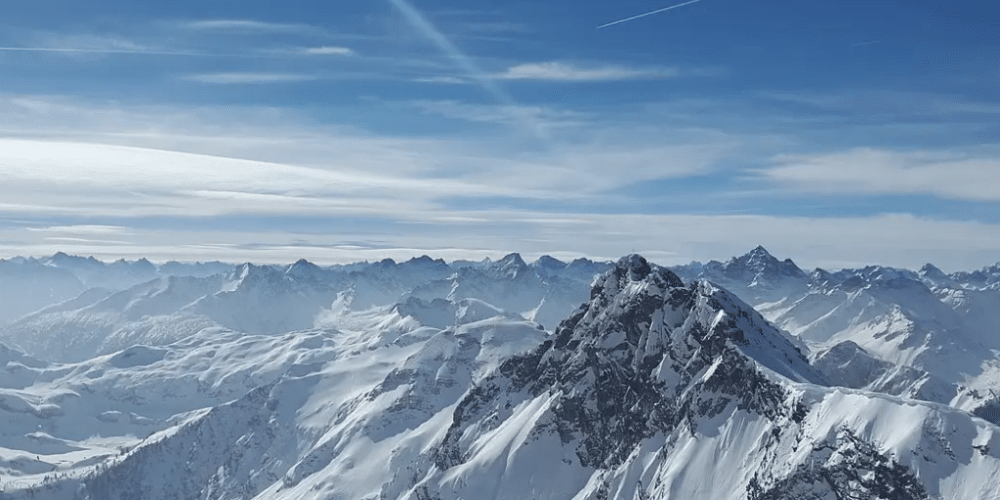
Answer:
[598, 0, 706, 29]
[386, 0, 549, 140]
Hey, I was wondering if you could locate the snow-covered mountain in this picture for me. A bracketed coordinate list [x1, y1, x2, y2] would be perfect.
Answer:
[0, 253, 610, 363]
[406, 253, 609, 332]
[0, 255, 233, 328]
[673, 246, 1000, 425]
[0, 258, 86, 325]
[39, 253, 159, 291]
[3, 255, 1000, 499]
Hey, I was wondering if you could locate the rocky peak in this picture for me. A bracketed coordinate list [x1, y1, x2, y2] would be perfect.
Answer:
[496, 252, 527, 269]
[748, 244, 773, 259]
[230, 263, 287, 289]
[725, 246, 807, 282]
[372, 258, 397, 269]
[533, 255, 566, 270]
[401, 255, 450, 273]
[490, 253, 530, 280]
[286, 259, 324, 280]
[588, 254, 683, 303]
[919, 263, 946, 278]
[810, 267, 835, 284]
[439, 254, 819, 470]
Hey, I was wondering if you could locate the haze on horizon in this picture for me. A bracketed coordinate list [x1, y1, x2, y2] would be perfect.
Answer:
[0, 0, 997, 272]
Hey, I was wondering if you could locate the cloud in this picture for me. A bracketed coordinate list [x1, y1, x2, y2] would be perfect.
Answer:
[386, 0, 548, 139]
[26, 225, 131, 235]
[413, 76, 468, 84]
[180, 72, 319, 84]
[2, 94, 998, 271]
[4, 211, 1000, 273]
[302, 46, 356, 56]
[182, 19, 321, 34]
[408, 100, 589, 128]
[0, 95, 738, 222]
[1, 33, 201, 57]
[760, 148, 1000, 201]
[495, 62, 680, 82]
[0, 137, 490, 218]
[763, 91, 1000, 119]
[35, 33, 148, 51]
[0, 46, 202, 57]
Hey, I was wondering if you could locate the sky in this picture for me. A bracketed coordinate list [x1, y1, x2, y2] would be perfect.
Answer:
[0, 0, 997, 271]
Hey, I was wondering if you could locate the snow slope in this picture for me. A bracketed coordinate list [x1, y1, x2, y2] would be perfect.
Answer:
[4, 255, 999, 500]
[0, 258, 85, 326]
[676, 247, 1000, 424]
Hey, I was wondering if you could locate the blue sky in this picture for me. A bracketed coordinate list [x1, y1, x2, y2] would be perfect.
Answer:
[0, 0, 997, 270]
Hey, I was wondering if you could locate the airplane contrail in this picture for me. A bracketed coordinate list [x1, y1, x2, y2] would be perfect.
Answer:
[387, 0, 549, 140]
[598, 0, 706, 29]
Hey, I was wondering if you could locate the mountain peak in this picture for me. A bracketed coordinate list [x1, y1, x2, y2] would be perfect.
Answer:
[749, 245, 772, 258]
[287, 258, 321, 276]
[721, 246, 807, 283]
[533, 255, 566, 269]
[496, 252, 526, 268]
[407, 255, 439, 265]
[588, 255, 684, 304]
[403, 255, 449, 271]
[616, 253, 653, 281]
[919, 263, 946, 278]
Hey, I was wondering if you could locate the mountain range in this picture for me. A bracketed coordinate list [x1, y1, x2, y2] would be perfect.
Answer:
[1, 249, 999, 499]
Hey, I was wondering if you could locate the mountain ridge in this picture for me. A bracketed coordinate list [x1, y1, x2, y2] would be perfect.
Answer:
[3, 250, 1000, 499]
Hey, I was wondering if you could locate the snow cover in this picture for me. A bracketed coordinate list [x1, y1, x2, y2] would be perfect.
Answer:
[0, 251, 999, 499]
[681, 246, 1000, 424]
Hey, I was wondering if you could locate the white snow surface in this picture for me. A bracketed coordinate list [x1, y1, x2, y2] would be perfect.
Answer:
[0, 251, 999, 499]
[683, 247, 1000, 421]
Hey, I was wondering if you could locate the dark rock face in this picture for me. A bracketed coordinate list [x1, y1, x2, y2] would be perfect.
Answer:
[431, 255, 935, 499]
[436, 255, 815, 470]
[748, 429, 929, 500]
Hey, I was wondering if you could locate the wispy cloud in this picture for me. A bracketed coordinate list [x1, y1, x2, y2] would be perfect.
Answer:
[6, 208, 1000, 273]
[409, 100, 589, 129]
[386, 0, 548, 140]
[0, 46, 204, 56]
[760, 148, 1000, 201]
[413, 75, 468, 85]
[1, 33, 202, 57]
[2, 95, 1000, 270]
[495, 62, 680, 82]
[0, 94, 734, 218]
[764, 90, 1000, 118]
[181, 72, 319, 84]
[302, 46, 356, 56]
[182, 19, 321, 35]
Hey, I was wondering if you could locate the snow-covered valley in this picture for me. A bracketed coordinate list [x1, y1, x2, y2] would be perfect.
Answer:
[1, 250, 1000, 499]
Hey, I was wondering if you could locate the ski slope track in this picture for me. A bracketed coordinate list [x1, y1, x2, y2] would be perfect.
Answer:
[1, 254, 999, 499]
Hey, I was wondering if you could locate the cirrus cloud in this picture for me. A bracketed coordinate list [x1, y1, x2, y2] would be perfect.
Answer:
[495, 61, 680, 82]
[180, 72, 319, 84]
[302, 46, 356, 56]
[761, 148, 1000, 202]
